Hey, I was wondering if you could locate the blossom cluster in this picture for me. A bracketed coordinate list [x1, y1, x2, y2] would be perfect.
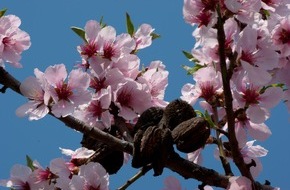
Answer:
[166, 0, 290, 189]
[0, 148, 109, 190]
[16, 19, 169, 130]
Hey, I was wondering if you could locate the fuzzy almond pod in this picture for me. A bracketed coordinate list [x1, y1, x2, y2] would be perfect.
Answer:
[162, 99, 196, 130]
[172, 117, 210, 153]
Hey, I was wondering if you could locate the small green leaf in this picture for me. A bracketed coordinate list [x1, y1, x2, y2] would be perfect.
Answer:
[151, 32, 161, 40]
[182, 50, 194, 60]
[126, 12, 134, 36]
[26, 155, 36, 171]
[259, 83, 285, 94]
[0, 8, 7, 18]
[182, 64, 205, 75]
[195, 110, 204, 117]
[71, 26, 87, 43]
[182, 50, 200, 63]
[99, 16, 107, 28]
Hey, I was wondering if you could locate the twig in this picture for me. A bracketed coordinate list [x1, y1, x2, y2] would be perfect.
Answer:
[117, 165, 152, 190]
[216, 3, 255, 187]
[0, 85, 8, 93]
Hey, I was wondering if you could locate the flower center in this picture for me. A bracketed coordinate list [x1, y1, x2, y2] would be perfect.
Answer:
[87, 100, 103, 118]
[117, 88, 132, 107]
[243, 85, 260, 105]
[81, 41, 98, 58]
[55, 82, 73, 101]
[103, 43, 116, 60]
[90, 76, 106, 92]
[279, 28, 290, 44]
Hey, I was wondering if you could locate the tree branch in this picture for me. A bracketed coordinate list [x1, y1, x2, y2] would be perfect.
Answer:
[0, 66, 274, 189]
[216, 4, 255, 186]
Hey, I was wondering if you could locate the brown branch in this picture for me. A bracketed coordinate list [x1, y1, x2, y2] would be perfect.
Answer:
[0, 66, 274, 189]
[216, 4, 255, 187]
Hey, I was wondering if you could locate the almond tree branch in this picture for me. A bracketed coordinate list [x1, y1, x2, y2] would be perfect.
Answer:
[0, 66, 274, 189]
[216, 3, 255, 187]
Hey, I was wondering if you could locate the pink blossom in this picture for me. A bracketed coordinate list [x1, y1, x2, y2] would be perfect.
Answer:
[233, 73, 283, 123]
[0, 164, 33, 189]
[78, 20, 101, 59]
[181, 66, 223, 106]
[227, 176, 252, 190]
[16, 75, 50, 120]
[187, 148, 203, 165]
[183, 0, 217, 27]
[113, 79, 152, 120]
[133, 23, 154, 50]
[74, 87, 112, 130]
[112, 54, 140, 79]
[240, 140, 268, 178]
[138, 60, 169, 107]
[272, 15, 290, 57]
[60, 147, 95, 160]
[236, 26, 279, 86]
[49, 158, 74, 189]
[43, 64, 91, 117]
[0, 15, 31, 68]
[89, 67, 125, 93]
[69, 162, 109, 190]
[224, 0, 261, 24]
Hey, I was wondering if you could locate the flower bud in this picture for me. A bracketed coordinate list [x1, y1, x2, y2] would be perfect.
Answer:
[172, 117, 210, 153]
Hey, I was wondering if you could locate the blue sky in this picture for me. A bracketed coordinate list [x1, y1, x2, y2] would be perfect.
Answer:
[0, 1, 289, 189]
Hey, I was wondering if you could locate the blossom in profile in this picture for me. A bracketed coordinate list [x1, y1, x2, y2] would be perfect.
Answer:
[0, 14, 31, 68]
[0, 164, 33, 189]
[133, 23, 154, 50]
[16, 74, 50, 120]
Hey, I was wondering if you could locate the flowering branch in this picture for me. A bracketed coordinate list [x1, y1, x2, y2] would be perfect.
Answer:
[0, 66, 275, 189]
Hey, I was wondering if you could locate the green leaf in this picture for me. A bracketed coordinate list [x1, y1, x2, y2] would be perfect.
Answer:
[0, 8, 7, 18]
[99, 16, 107, 28]
[182, 50, 200, 63]
[26, 155, 36, 171]
[151, 32, 161, 40]
[182, 64, 205, 75]
[182, 50, 194, 60]
[71, 26, 87, 43]
[259, 83, 285, 94]
[126, 12, 134, 36]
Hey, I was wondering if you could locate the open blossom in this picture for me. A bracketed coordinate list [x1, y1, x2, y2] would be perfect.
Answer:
[272, 15, 290, 57]
[236, 26, 279, 86]
[69, 162, 109, 190]
[113, 79, 152, 120]
[43, 64, 91, 117]
[0, 15, 31, 68]
[138, 61, 169, 107]
[233, 73, 283, 123]
[181, 66, 223, 106]
[183, 0, 218, 27]
[74, 87, 112, 130]
[224, 0, 261, 24]
[0, 164, 33, 189]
